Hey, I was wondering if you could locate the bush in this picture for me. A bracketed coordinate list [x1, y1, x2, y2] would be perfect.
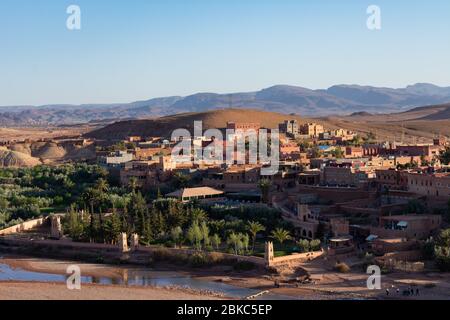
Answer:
[189, 252, 210, 267]
[208, 252, 225, 264]
[334, 262, 351, 273]
[151, 248, 172, 261]
[310, 239, 321, 251]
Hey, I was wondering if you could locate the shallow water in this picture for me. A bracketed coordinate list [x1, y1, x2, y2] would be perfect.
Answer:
[0, 259, 293, 299]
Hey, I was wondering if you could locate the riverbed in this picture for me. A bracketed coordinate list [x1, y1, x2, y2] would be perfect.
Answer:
[0, 255, 293, 300]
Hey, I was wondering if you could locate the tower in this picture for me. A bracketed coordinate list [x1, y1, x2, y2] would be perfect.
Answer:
[264, 241, 274, 267]
[119, 233, 129, 253]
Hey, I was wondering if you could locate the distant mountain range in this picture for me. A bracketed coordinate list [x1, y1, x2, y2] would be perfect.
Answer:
[2, 83, 450, 126]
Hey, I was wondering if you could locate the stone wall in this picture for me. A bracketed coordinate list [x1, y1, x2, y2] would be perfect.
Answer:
[0, 217, 46, 236]
[297, 185, 373, 203]
[264, 241, 324, 268]
[270, 251, 324, 267]
[375, 250, 425, 272]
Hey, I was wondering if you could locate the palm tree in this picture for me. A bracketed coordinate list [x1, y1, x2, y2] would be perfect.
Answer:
[128, 177, 138, 193]
[190, 208, 207, 223]
[247, 221, 266, 252]
[95, 178, 109, 193]
[258, 179, 272, 204]
[271, 228, 291, 246]
[81, 188, 99, 242]
[94, 178, 109, 240]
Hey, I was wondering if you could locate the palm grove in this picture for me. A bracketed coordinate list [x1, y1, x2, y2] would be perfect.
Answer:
[0, 164, 326, 257]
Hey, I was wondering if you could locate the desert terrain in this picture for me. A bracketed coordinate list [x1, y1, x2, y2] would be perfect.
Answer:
[0, 126, 92, 142]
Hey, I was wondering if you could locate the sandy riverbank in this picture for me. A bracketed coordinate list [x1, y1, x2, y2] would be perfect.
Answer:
[0, 281, 218, 300]
[2, 255, 450, 300]
[0, 256, 228, 300]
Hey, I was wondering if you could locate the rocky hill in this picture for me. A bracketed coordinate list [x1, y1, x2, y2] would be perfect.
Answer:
[85, 109, 303, 140]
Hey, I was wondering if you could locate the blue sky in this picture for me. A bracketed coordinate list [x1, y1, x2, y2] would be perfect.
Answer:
[1, 0, 450, 105]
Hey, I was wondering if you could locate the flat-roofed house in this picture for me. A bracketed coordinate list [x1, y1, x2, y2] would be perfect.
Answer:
[166, 187, 225, 203]
[405, 172, 450, 199]
[371, 214, 442, 240]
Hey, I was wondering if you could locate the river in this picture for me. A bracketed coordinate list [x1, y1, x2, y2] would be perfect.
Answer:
[0, 256, 294, 300]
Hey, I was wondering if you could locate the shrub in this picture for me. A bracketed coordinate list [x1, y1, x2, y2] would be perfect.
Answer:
[209, 252, 225, 264]
[334, 262, 351, 273]
[152, 248, 172, 261]
[310, 239, 321, 251]
[297, 239, 310, 253]
[189, 252, 210, 267]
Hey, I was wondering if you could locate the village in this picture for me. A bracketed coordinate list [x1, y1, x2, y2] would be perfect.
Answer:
[1, 116, 450, 300]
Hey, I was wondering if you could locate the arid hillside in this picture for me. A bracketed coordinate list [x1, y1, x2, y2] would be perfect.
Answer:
[0, 126, 92, 142]
[85, 104, 450, 143]
[85, 109, 304, 140]
[318, 102, 450, 143]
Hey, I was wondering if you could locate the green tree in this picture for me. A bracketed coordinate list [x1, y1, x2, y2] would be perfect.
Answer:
[363, 132, 377, 144]
[190, 208, 208, 223]
[297, 239, 310, 253]
[128, 177, 138, 193]
[310, 239, 321, 251]
[331, 148, 344, 159]
[247, 221, 266, 252]
[242, 234, 250, 254]
[270, 228, 291, 245]
[258, 179, 272, 204]
[170, 226, 183, 248]
[211, 234, 221, 251]
[103, 210, 122, 244]
[310, 146, 322, 159]
[227, 232, 243, 255]
[65, 207, 85, 241]
[200, 221, 210, 249]
[431, 229, 450, 271]
[127, 192, 148, 235]
[349, 135, 363, 147]
[95, 178, 109, 194]
[439, 146, 450, 165]
[157, 188, 163, 200]
[187, 221, 203, 251]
